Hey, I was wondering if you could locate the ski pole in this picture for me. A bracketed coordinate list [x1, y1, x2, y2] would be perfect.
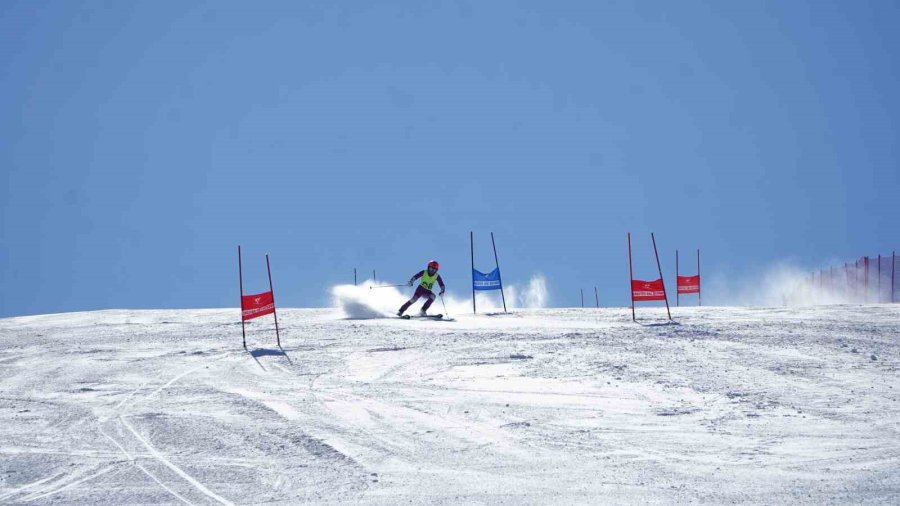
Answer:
[369, 284, 407, 289]
[440, 294, 450, 317]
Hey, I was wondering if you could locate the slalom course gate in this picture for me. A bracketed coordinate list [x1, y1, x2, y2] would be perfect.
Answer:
[676, 249, 701, 306]
[238, 246, 281, 349]
[627, 232, 672, 321]
[471, 231, 507, 314]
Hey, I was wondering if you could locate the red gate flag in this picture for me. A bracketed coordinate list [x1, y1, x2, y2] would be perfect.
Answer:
[677, 275, 700, 294]
[632, 279, 666, 301]
[242, 291, 275, 321]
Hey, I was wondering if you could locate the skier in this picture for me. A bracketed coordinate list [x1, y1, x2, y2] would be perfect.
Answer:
[398, 260, 445, 317]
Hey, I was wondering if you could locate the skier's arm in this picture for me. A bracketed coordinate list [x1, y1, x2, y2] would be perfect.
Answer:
[437, 275, 445, 295]
[408, 270, 424, 286]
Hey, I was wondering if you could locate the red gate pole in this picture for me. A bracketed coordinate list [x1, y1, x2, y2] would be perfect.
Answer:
[238, 246, 246, 349]
[697, 249, 702, 307]
[628, 233, 635, 321]
[651, 233, 672, 320]
[676, 249, 680, 307]
[266, 254, 281, 348]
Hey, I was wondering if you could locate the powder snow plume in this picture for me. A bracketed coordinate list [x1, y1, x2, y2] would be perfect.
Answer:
[331, 274, 549, 318]
[472, 274, 550, 312]
[331, 282, 407, 319]
[706, 261, 878, 307]
[495, 274, 549, 309]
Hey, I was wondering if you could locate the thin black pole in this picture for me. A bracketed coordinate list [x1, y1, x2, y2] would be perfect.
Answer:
[373, 270, 376, 284]
[893, 251, 896, 303]
[580, 289, 584, 308]
[651, 233, 672, 320]
[594, 286, 599, 308]
[471, 231, 476, 314]
[676, 249, 680, 307]
[354, 268, 357, 286]
[865, 257, 869, 302]
[267, 254, 281, 348]
[627, 233, 635, 321]
[856, 259, 860, 301]
[878, 254, 881, 303]
[239, 246, 246, 349]
[491, 232, 507, 313]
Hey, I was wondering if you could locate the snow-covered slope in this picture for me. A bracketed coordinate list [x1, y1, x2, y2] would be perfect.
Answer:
[1, 305, 899, 504]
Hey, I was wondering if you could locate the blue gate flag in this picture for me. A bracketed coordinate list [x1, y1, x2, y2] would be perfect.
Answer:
[473, 268, 502, 291]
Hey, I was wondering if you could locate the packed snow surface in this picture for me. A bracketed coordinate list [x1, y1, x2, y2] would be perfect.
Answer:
[1, 305, 899, 504]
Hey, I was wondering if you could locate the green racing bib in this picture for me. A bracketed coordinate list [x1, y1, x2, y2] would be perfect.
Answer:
[420, 270, 438, 290]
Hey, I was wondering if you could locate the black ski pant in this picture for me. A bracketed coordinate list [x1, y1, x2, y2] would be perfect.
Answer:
[399, 286, 435, 315]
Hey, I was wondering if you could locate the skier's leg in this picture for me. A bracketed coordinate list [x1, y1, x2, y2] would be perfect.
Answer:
[398, 292, 422, 316]
[397, 286, 431, 316]
[421, 292, 436, 314]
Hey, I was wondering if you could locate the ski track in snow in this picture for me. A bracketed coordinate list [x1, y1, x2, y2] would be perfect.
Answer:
[0, 306, 899, 504]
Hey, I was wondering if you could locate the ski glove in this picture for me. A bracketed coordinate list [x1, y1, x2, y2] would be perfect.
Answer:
[439, 288, 445, 296]
[407, 279, 414, 287]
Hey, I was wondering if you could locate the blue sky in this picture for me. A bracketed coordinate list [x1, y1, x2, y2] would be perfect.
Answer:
[2, 0, 898, 316]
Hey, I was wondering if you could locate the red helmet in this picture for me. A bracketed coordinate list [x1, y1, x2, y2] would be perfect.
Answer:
[427, 260, 440, 270]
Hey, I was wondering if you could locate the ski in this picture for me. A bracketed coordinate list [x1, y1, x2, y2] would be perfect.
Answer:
[399, 314, 448, 320]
